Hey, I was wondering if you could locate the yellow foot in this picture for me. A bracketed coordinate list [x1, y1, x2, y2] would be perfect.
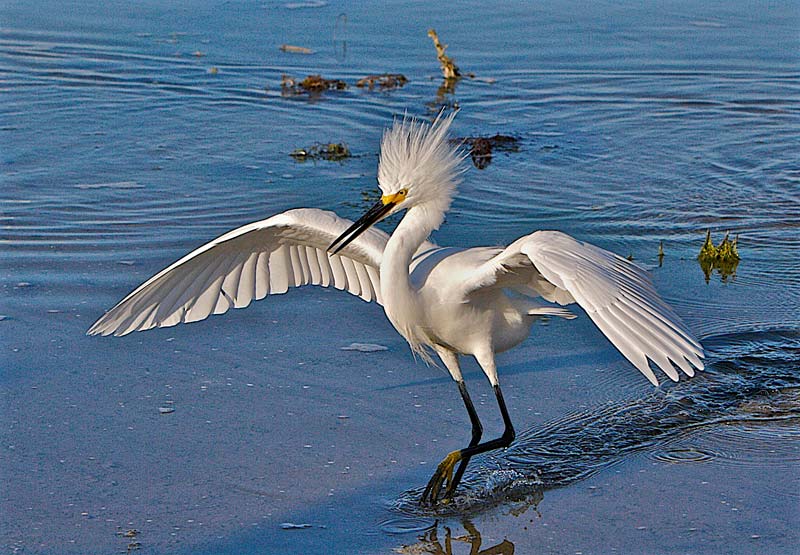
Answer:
[421, 450, 462, 505]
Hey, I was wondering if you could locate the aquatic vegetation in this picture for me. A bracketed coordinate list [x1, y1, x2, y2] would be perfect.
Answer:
[356, 73, 408, 90]
[290, 142, 351, 162]
[698, 230, 740, 283]
[280, 74, 347, 96]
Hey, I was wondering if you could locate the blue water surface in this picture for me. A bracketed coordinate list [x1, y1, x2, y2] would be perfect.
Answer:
[2, 1, 799, 554]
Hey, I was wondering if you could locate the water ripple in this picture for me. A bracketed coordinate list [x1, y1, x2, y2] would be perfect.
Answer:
[393, 329, 800, 516]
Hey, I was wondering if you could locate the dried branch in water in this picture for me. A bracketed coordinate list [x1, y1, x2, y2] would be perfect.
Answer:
[356, 73, 408, 90]
[427, 29, 461, 80]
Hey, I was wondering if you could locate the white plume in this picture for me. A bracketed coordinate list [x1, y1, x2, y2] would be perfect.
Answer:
[377, 111, 464, 219]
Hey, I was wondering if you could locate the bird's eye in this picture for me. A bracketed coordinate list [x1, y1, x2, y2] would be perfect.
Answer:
[397, 188, 408, 198]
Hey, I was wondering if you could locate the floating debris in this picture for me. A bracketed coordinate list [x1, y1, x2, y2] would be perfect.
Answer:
[427, 29, 460, 80]
[279, 44, 313, 54]
[117, 529, 139, 538]
[208, 67, 219, 75]
[192, 50, 205, 57]
[280, 522, 313, 530]
[453, 135, 520, 169]
[341, 342, 389, 352]
[698, 230, 740, 283]
[290, 143, 351, 162]
[281, 74, 347, 96]
[116, 529, 141, 554]
[356, 73, 408, 90]
[284, 1, 327, 8]
[658, 241, 665, 267]
[158, 407, 175, 414]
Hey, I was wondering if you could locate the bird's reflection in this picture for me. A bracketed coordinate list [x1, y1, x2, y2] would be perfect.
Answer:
[396, 520, 515, 555]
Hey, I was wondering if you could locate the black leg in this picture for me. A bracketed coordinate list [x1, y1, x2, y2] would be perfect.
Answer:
[459, 385, 515, 457]
[447, 380, 483, 496]
[422, 384, 515, 504]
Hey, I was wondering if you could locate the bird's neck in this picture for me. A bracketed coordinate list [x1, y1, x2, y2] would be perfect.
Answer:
[380, 204, 441, 306]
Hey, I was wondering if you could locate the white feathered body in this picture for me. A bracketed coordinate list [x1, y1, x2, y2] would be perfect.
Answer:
[389, 244, 549, 359]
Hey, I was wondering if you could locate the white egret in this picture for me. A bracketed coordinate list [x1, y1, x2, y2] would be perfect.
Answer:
[88, 112, 704, 503]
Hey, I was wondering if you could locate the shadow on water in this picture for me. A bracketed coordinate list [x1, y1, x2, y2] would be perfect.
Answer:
[392, 328, 800, 519]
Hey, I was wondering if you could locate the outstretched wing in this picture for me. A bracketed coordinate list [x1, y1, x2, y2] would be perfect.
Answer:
[88, 208, 387, 337]
[463, 230, 704, 385]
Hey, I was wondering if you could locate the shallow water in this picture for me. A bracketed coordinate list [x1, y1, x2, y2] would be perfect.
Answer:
[2, 1, 799, 554]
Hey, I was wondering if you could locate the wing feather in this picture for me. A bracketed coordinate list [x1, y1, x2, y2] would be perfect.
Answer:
[329, 254, 347, 290]
[88, 208, 387, 336]
[255, 251, 269, 298]
[464, 230, 703, 385]
[269, 245, 290, 294]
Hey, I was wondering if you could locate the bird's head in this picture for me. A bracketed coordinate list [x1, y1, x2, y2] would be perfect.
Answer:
[329, 112, 463, 255]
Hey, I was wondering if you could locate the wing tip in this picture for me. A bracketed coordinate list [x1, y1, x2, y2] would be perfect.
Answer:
[86, 321, 105, 336]
[643, 369, 660, 387]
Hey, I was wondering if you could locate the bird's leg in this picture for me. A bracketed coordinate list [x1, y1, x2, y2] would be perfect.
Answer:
[447, 380, 483, 495]
[421, 379, 483, 504]
[422, 351, 476, 505]
[422, 384, 515, 504]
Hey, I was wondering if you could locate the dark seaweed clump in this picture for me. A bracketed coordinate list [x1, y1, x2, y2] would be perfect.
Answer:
[290, 143, 351, 162]
[453, 135, 520, 169]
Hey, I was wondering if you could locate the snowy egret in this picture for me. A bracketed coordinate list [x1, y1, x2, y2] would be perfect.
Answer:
[88, 112, 704, 504]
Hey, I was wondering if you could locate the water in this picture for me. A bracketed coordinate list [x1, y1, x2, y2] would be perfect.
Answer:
[2, 1, 799, 553]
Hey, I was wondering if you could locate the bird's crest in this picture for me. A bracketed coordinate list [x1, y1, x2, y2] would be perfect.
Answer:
[377, 111, 464, 218]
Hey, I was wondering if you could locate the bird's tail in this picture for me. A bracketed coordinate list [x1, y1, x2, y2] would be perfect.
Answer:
[515, 298, 576, 320]
[529, 306, 576, 319]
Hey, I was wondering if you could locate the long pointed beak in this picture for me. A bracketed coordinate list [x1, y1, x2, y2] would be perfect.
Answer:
[328, 199, 395, 255]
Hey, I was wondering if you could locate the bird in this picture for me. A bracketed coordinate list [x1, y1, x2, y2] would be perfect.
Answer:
[88, 112, 704, 504]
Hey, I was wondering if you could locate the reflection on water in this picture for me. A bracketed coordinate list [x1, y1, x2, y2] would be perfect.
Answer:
[396, 520, 516, 555]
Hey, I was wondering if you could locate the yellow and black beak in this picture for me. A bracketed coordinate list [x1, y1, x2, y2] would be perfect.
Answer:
[328, 196, 396, 255]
